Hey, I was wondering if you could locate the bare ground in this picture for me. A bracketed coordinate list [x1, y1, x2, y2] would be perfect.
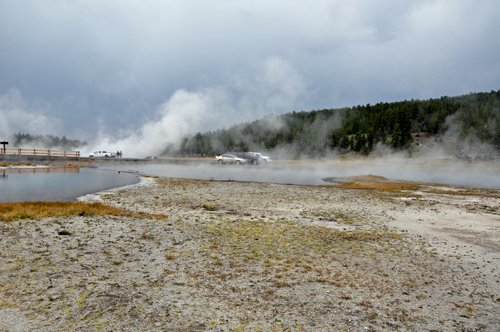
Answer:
[1, 175, 500, 331]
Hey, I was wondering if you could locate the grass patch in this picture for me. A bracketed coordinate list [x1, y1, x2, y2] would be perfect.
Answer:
[322, 175, 421, 191]
[0, 201, 168, 222]
[203, 204, 217, 211]
[0, 161, 36, 167]
[206, 219, 407, 264]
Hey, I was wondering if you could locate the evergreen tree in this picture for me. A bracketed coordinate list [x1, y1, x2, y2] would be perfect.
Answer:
[339, 131, 350, 150]
[361, 144, 370, 156]
[366, 127, 375, 150]
[390, 123, 403, 149]
[381, 128, 387, 145]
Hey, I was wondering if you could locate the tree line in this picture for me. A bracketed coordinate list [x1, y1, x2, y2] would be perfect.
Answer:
[7, 133, 87, 151]
[176, 90, 500, 158]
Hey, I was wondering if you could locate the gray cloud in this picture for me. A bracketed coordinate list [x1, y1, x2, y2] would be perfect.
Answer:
[1, 0, 499, 144]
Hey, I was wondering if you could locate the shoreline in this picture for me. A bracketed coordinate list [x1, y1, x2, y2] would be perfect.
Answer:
[76, 176, 156, 203]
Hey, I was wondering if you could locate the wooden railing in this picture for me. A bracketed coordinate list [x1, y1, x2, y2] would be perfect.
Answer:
[0, 148, 80, 158]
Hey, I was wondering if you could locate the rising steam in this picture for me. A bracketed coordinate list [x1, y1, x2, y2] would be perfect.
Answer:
[89, 89, 215, 157]
[0, 88, 61, 135]
[85, 57, 308, 158]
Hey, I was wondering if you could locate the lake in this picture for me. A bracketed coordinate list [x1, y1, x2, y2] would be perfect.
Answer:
[3, 159, 499, 204]
[0, 167, 139, 203]
[99, 159, 500, 189]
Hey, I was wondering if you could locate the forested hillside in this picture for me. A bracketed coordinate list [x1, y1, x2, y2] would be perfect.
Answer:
[177, 90, 500, 158]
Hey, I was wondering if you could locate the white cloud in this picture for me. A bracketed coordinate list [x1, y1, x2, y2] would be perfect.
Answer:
[0, 89, 61, 135]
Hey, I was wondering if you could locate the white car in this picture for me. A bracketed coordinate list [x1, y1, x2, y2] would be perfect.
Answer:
[89, 150, 116, 158]
[247, 152, 272, 162]
[215, 154, 247, 164]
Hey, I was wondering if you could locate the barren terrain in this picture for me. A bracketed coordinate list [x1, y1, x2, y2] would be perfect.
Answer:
[1, 173, 500, 331]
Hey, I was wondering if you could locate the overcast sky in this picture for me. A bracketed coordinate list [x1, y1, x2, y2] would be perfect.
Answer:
[1, 0, 499, 153]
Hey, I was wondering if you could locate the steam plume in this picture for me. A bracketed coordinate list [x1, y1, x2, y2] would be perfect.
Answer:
[86, 57, 308, 157]
[0, 88, 61, 135]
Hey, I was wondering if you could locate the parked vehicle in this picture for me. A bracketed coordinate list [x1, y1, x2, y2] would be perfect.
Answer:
[230, 152, 261, 165]
[215, 154, 247, 164]
[89, 150, 116, 158]
[247, 152, 272, 162]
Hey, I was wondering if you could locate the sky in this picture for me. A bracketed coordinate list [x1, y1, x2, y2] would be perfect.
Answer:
[1, 0, 499, 155]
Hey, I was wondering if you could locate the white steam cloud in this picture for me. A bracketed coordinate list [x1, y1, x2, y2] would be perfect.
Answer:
[0, 88, 61, 135]
[90, 88, 217, 157]
[86, 57, 308, 158]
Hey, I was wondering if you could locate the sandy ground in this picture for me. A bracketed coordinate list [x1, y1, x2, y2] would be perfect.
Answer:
[1, 175, 499, 331]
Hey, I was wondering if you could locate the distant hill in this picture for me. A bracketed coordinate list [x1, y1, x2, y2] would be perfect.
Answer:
[176, 90, 500, 159]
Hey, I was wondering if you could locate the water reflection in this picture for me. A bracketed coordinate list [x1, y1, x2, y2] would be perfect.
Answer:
[0, 167, 138, 203]
[1, 167, 80, 174]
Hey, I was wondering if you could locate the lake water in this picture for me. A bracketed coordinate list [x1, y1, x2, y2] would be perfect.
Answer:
[100, 163, 334, 185]
[0, 167, 139, 203]
[100, 160, 500, 189]
[3, 159, 499, 204]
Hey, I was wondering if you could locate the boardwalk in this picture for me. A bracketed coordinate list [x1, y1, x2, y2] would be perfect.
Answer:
[1, 148, 80, 159]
